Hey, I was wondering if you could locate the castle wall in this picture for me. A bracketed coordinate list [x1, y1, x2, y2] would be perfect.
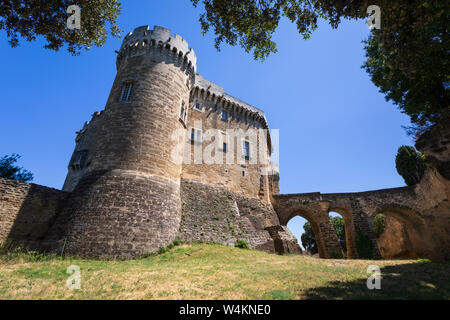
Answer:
[0, 177, 68, 244]
[43, 26, 197, 258]
[179, 179, 301, 254]
[181, 92, 271, 200]
[62, 111, 102, 192]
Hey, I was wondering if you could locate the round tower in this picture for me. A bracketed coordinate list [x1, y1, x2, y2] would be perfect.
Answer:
[50, 26, 196, 258]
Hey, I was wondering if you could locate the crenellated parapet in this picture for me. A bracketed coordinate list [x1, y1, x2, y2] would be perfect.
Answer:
[191, 74, 268, 129]
[75, 110, 103, 143]
[116, 25, 197, 84]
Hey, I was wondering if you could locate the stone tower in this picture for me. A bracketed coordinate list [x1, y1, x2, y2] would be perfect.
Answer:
[47, 26, 197, 258]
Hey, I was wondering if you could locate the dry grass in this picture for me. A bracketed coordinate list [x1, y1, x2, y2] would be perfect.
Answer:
[0, 243, 448, 300]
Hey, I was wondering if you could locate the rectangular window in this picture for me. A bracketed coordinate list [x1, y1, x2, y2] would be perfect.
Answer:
[190, 128, 202, 143]
[223, 142, 227, 153]
[243, 141, 250, 160]
[195, 102, 202, 111]
[71, 150, 88, 170]
[221, 111, 228, 121]
[120, 82, 133, 102]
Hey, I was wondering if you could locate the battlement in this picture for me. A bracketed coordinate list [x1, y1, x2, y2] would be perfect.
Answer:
[192, 74, 269, 130]
[117, 25, 197, 72]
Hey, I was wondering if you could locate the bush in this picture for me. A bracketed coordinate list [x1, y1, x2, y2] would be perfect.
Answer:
[234, 240, 249, 249]
[157, 247, 167, 255]
[172, 237, 182, 246]
[373, 214, 386, 238]
[395, 146, 426, 186]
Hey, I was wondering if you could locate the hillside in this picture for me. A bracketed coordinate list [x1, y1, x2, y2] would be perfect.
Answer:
[0, 244, 448, 299]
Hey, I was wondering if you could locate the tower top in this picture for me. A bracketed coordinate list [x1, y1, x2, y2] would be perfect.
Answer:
[119, 25, 197, 72]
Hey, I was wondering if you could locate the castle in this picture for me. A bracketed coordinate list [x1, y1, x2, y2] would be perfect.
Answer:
[0, 26, 449, 260]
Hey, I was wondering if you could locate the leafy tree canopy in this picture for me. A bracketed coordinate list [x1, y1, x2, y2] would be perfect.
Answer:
[0, 154, 34, 182]
[331, 216, 346, 253]
[191, 0, 449, 129]
[301, 216, 346, 254]
[0, 0, 121, 54]
[395, 145, 426, 186]
[301, 221, 318, 254]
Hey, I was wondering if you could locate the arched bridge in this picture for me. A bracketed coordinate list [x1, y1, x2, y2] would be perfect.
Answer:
[272, 185, 439, 259]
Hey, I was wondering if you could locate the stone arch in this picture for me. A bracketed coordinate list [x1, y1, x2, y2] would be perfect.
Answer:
[283, 209, 328, 258]
[328, 206, 357, 259]
[374, 205, 431, 258]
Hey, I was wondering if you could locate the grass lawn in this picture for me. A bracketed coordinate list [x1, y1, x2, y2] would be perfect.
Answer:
[0, 243, 448, 299]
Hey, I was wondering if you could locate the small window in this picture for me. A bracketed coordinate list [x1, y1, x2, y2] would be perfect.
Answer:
[242, 171, 245, 177]
[179, 101, 187, 124]
[243, 141, 250, 160]
[194, 102, 202, 111]
[119, 82, 133, 102]
[221, 111, 228, 121]
[71, 150, 88, 170]
[222, 142, 227, 153]
[190, 128, 202, 143]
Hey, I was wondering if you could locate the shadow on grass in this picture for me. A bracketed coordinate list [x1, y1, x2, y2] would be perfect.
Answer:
[302, 261, 450, 300]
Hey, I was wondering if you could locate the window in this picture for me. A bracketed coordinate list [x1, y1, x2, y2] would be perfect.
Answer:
[71, 150, 88, 170]
[243, 141, 250, 160]
[119, 82, 133, 102]
[190, 128, 202, 144]
[221, 111, 228, 121]
[222, 142, 227, 153]
[179, 101, 187, 124]
[242, 171, 246, 177]
[194, 102, 202, 111]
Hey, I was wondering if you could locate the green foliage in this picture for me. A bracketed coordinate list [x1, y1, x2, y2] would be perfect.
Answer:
[395, 146, 427, 186]
[301, 222, 318, 254]
[355, 232, 373, 259]
[157, 247, 168, 255]
[302, 217, 346, 254]
[234, 239, 249, 249]
[362, 1, 449, 129]
[192, 1, 449, 129]
[0, 154, 33, 182]
[0, 0, 122, 54]
[172, 237, 182, 246]
[373, 214, 386, 238]
[331, 216, 346, 253]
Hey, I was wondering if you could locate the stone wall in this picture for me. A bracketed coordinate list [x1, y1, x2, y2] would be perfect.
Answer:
[181, 76, 273, 201]
[62, 111, 102, 192]
[273, 168, 450, 260]
[0, 177, 68, 245]
[179, 179, 301, 254]
[416, 118, 450, 180]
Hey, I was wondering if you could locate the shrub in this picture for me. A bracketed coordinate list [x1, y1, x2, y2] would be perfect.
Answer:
[172, 237, 182, 246]
[395, 146, 426, 186]
[234, 239, 249, 249]
[373, 214, 386, 238]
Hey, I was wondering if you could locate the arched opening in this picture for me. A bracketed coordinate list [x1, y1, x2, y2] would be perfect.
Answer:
[328, 207, 357, 259]
[328, 211, 346, 257]
[374, 207, 430, 259]
[286, 213, 325, 257]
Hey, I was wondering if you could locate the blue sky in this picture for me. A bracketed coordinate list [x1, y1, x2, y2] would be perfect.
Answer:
[0, 1, 413, 245]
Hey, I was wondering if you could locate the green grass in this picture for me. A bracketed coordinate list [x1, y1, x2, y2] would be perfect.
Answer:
[0, 243, 448, 299]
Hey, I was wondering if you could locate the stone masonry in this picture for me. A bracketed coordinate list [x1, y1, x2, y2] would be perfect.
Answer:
[0, 25, 448, 260]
